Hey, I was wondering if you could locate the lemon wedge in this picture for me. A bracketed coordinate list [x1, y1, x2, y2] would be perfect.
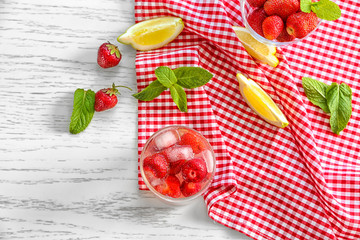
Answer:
[117, 17, 184, 51]
[232, 26, 279, 68]
[236, 73, 288, 128]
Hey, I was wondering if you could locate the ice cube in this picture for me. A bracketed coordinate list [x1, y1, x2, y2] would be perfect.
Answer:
[150, 178, 164, 187]
[154, 130, 179, 150]
[165, 145, 194, 162]
[195, 150, 214, 173]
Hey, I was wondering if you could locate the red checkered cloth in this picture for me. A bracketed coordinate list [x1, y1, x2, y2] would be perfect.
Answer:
[135, 0, 360, 239]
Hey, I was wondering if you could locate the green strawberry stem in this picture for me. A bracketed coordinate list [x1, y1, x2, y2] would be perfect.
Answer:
[106, 42, 121, 58]
[113, 85, 132, 91]
[105, 83, 132, 96]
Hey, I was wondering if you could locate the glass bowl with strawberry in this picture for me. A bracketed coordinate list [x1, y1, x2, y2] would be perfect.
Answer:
[240, 0, 340, 47]
[139, 126, 216, 205]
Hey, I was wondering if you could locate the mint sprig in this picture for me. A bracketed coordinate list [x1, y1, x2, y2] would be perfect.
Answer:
[133, 66, 213, 112]
[69, 89, 96, 134]
[301, 0, 341, 21]
[302, 77, 352, 135]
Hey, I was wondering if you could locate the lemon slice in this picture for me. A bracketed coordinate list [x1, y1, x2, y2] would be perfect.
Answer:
[236, 73, 288, 128]
[117, 17, 184, 51]
[232, 26, 279, 68]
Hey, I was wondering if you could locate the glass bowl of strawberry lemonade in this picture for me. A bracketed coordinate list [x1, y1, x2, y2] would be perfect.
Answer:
[140, 125, 216, 205]
[240, 0, 322, 47]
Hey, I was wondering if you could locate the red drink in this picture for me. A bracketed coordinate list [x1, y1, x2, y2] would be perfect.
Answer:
[140, 126, 216, 204]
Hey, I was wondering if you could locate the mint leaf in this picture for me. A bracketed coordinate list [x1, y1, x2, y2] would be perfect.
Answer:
[173, 67, 213, 89]
[133, 79, 167, 101]
[326, 83, 352, 135]
[300, 0, 312, 13]
[170, 84, 187, 112]
[302, 77, 330, 113]
[311, 0, 341, 21]
[155, 66, 177, 88]
[69, 89, 95, 134]
[302, 77, 352, 135]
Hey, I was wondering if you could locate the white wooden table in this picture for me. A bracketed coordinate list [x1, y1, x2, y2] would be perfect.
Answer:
[0, 0, 253, 239]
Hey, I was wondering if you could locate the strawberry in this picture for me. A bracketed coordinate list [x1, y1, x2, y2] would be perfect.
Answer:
[97, 42, 121, 68]
[143, 166, 157, 182]
[286, 12, 318, 39]
[181, 158, 207, 183]
[154, 175, 181, 198]
[247, 0, 267, 7]
[264, 0, 300, 21]
[179, 131, 207, 154]
[143, 153, 169, 179]
[94, 83, 131, 112]
[169, 159, 186, 175]
[262, 15, 284, 40]
[276, 28, 295, 42]
[181, 181, 202, 197]
[247, 8, 267, 37]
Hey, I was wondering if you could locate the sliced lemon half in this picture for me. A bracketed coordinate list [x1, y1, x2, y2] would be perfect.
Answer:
[117, 17, 184, 51]
[236, 73, 288, 128]
[232, 26, 279, 68]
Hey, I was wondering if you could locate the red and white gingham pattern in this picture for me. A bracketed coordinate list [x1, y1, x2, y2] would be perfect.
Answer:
[135, 0, 360, 239]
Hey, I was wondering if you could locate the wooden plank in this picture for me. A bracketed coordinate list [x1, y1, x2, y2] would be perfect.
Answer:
[0, 0, 252, 239]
